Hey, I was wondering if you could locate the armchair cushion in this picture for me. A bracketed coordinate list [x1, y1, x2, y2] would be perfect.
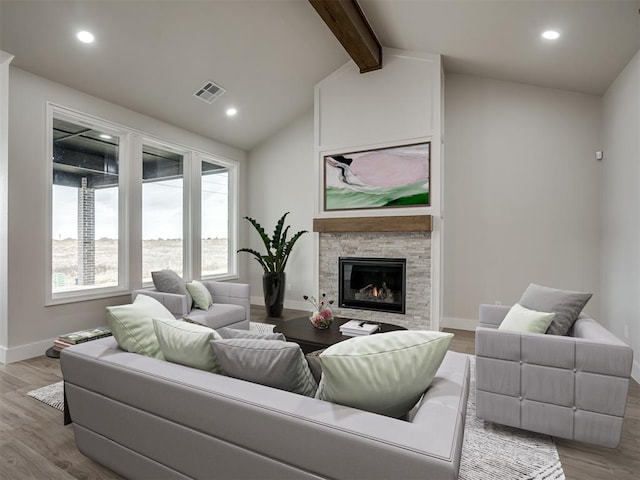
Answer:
[186, 280, 213, 310]
[152, 270, 193, 310]
[518, 283, 592, 335]
[498, 303, 555, 334]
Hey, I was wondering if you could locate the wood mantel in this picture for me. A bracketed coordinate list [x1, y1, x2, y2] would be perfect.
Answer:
[313, 215, 431, 233]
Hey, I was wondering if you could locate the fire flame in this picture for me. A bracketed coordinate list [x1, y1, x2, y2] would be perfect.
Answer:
[372, 286, 378, 297]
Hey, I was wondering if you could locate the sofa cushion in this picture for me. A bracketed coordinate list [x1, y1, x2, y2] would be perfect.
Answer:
[518, 283, 592, 336]
[210, 339, 317, 397]
[153, 318, 223, 373]
[498, 303, 555, 334]
[315, 331, 453, 418]
[152, 269, 193, 309]
[185, 303, 245, 329]
[217, 327, 285, 341]
[106, 294, 174, 360]
[186, 280, 213, 310]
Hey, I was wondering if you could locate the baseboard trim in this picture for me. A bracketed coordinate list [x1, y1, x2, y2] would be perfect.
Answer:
[0, 337, 56, 364]
[632, 359, 640, 384]
[250, 296, 308, 312]
[442, 316, 478, 332]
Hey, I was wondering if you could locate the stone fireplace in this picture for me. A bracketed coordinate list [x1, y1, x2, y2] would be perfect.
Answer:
[316, 218, 431, 330]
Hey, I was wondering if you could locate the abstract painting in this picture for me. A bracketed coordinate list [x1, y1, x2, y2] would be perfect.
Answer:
[324, 142, 430, 211]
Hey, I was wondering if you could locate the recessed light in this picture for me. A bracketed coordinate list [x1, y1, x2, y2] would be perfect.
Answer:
[226, 108, 237, 117]
[541, 30, 560, 40]
[77, 31, 95, 44]
[99, 134, 112, 140]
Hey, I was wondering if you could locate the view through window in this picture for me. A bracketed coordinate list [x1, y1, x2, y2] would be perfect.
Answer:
[142, 144, 184, 283]
[202, 160, 229, 276]
[51, 116, 120, 293]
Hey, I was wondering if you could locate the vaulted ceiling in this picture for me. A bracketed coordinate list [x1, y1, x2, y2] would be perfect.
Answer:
[1, 1, 638, 151]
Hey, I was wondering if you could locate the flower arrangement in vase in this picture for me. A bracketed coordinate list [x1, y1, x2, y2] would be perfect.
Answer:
[304, 293, 334, 329]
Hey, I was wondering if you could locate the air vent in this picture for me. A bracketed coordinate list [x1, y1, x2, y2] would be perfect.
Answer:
[193, 80, 226, 104]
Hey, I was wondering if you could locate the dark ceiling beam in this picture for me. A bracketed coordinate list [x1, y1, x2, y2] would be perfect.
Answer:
[309, 0, 382, 73]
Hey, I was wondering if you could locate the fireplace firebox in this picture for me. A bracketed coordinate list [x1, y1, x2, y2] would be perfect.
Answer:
[339, 257, 406, 314]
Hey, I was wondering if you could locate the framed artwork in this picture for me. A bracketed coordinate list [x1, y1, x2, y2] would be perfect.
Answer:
[323, 142, 430, 211]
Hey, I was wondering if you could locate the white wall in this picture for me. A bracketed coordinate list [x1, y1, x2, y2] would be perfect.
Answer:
[601, 49, 640, 380]
[246, 111, 315, 311]
[443, 74, 602, 329]
[4, 67, 247, 363]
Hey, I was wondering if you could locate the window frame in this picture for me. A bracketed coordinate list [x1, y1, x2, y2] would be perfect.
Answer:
[45, 104, 239, 305]
[46, 105, 130, 305]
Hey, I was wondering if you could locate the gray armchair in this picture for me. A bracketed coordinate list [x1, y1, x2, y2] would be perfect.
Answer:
[132, 281, 250, 330]
[475, 304, 633, 448]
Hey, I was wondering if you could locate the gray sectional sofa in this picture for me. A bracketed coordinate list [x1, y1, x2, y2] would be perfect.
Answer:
[475, 304, 633, 448]
[132, 281, 250, 330]
[61, 336, 470, 480]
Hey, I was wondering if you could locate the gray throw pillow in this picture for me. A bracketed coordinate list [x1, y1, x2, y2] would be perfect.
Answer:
[518, 283, 592, 336]
[305, 349, 325, 384]
[151, 269, 192, 309]
[217, 327, 285, 341]
[209, 339, 317, 397]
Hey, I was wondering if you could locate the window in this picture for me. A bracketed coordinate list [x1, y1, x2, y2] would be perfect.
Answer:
[201, 159, 229, 277]
[47, 105, 239, 304]
[142, 143, 185, 283]
[50, 113, 123, 297]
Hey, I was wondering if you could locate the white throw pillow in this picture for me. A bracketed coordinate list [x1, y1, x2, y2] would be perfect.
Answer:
[186, 280, 214, 310]
[315, 330, 453, 418]
[153, 318, 223, 372]
[106, 294, 174, 359]
[498, 303, 555, 334]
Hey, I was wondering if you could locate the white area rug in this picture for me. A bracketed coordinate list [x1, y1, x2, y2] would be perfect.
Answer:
[460, 356, 565, 480]
[28, 333, 564, 479]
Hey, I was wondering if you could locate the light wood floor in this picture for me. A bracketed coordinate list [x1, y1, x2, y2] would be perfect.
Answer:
[0, 312, 637, 479]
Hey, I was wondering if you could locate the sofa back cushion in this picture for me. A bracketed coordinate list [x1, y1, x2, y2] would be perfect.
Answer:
[106, 294, 174, 359]
[315, 330, 453, 418]
[210, 339, 317, 397]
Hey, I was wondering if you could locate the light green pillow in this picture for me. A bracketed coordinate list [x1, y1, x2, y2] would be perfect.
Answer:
[153, 318, 223, 373]
[316, 330, 453, 418]
[106, 294, 174, 359]
[186, 280, 213, 310]
[498, 303, 555, 334]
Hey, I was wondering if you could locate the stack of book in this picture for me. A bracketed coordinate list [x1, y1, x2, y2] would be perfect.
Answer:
[53, 326, 112, 353]
[339, 320, 380, 337]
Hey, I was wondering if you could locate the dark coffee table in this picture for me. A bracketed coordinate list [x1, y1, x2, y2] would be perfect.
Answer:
[273, 316, 406, 354]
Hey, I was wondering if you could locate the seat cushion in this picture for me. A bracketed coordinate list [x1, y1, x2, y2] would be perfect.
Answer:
[185, 303, 246, 329]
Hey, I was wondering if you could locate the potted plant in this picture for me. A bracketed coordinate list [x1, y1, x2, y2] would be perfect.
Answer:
[237, 212, 307, 317]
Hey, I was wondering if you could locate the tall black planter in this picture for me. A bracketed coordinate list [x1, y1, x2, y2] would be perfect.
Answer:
[263, 272, 286, 318]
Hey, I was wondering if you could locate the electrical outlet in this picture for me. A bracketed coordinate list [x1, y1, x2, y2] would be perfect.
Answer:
[287, 283, 292, 292]
[495, 301, 502, 305]
[624, 324, 629, 339]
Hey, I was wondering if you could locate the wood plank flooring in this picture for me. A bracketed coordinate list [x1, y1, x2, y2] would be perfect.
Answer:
[0, 312, 637, 479]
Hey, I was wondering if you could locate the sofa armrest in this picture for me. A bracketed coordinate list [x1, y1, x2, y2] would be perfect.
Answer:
[131, 288, 188, 317]
[203, 281, 251, 319]
[478, 304, 511, 329]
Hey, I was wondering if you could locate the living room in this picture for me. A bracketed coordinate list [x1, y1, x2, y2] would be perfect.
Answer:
[0, 1, 638, 479]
